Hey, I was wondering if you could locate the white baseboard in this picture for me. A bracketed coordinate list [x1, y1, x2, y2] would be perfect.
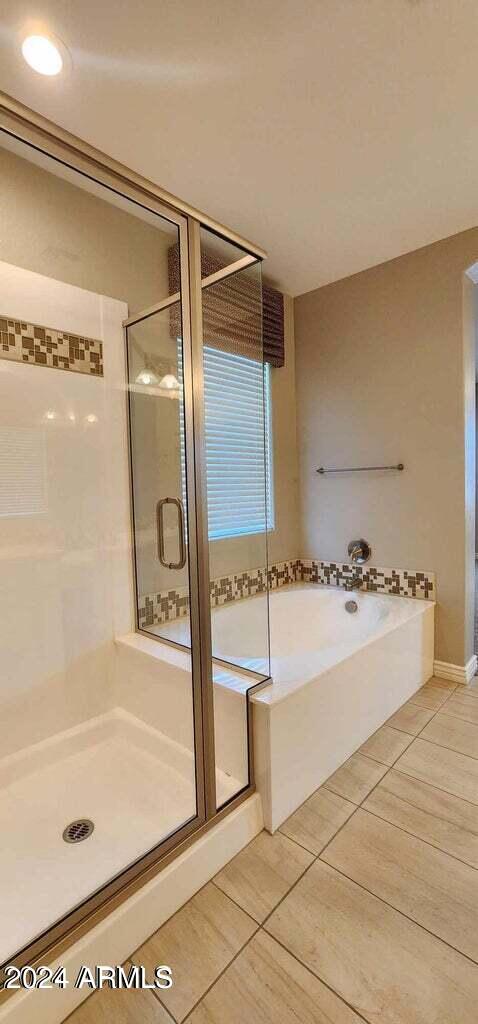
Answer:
[434, 655, 477, 683]
[0, 794, 263, 1024]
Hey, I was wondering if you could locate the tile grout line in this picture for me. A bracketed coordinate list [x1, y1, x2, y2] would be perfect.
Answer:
[437, 699, 478, 715]
[62, 963, 173, 1024]
[383, 708, 437, 736]
[440, 689, 478, 701]
[356, 802, 478, 875]
[257, 929, 371, 1024]
[180, 922, 261, 1023]
[212, 825, 317, 911]
[279, 681, 456, 829]
[259, 742, 396, 932]
[340, 733, 416, 770]
[165, 682, 466, 1022]
[148, 892, 260, 1022]
[392, 762, 478, 810]
[128, 859, 260, 966]
[410, 730, 478, 765]
[129, 870, 260, 1024]
[427, 705, 478, 728]
[276, 679, 462, 902]
[314, 856, 478, 969]
[277, 691, 440, 832]
[322, 681, 459, 801]
[254, 679, 478, 1021]
[320, 730, 417, 807]
[312, 682, 478, 964]
[65, 678, 464, 1024]
[210, 877, 265, 924]
[386, 723, 431, 736]
[390, 763, 478, 812]
[276, 831, 323, 856]
[261, 678, 460, 932]
[408, 693, 456, 710]
[407, 699, 455, 713]
[130, 679, 460, 1024]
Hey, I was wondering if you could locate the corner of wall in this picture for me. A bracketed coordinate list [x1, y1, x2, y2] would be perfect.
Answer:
[463, 272, 477, 664]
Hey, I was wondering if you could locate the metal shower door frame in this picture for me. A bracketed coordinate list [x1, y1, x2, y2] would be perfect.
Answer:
[0, 90, 266, 982]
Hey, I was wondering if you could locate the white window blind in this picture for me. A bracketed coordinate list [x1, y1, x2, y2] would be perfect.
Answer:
[180, 345, 274, 540]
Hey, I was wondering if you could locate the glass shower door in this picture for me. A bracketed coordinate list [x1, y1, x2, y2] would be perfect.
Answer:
[198, 229, 270, 810]
[126, 295, 201, 838]
[125, 227, 270, 829]
[0, 97, 269, 976]
[128, 303, 191, 647]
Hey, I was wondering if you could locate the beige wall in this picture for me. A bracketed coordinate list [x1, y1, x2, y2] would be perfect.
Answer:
[463, 275, 477, 662]
[268, 295, 300, 565]
[294, 229, 478, 666]
[0, 145, 174, 313]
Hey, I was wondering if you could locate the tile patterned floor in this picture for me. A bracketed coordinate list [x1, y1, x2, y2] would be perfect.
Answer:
[68, 675, 478, 1024]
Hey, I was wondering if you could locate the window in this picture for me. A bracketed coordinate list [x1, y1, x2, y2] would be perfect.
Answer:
[180, 346, 274, 540]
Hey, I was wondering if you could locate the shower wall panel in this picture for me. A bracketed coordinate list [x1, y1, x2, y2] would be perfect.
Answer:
[0, 260, 132, 760]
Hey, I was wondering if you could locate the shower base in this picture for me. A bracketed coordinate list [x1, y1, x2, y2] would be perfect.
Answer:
[0, 708, 239, 966]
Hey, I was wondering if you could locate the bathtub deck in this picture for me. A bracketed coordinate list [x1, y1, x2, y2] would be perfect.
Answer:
[69, 675, 478, 1024]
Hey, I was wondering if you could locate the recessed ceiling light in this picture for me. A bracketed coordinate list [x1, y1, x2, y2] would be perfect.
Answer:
[136, 369, 159, 387]
[22, 34, 63, 76]
[159, 374, 180, 391]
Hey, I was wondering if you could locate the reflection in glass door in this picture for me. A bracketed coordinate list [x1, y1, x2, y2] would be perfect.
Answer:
[127, 231, 270, 817]
[127, 303, 191, 649]
[126, 295, 201, 843]
[199, 229, 270, 811]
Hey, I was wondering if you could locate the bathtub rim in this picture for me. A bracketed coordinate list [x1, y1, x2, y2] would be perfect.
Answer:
[252, 584, 435, 707]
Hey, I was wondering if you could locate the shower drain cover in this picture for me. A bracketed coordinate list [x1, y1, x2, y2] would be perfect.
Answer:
[62, 819, 95, 844]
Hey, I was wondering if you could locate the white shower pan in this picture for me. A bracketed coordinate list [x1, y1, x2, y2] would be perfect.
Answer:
[0, 707, 238, 965]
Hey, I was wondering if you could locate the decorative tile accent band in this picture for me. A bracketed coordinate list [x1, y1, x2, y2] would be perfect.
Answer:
[140, 586, 190, 629]
[300, 559, 436, 600]
[209, 559, 299, 608]
[138, 560, 299, 629]
[138, 557, 435, 630]
[0, 314, 103, 377]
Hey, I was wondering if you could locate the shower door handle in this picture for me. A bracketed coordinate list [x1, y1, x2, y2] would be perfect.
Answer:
[156, 497, 186, 570]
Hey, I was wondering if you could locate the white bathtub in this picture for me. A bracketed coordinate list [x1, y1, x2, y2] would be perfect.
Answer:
[249, 583, 434, 831]
[201, 583, 430, 688]
[150, 582, 434, 832]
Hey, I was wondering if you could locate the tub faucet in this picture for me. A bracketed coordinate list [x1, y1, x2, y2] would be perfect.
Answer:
[344, 575, 364, 592]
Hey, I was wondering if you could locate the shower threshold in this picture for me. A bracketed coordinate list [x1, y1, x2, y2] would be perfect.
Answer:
[0, 708, 239, 967]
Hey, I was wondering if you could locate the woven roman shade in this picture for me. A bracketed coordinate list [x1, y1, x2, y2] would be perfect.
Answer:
[168, 244, 284, 367]
[261, 284, 284, 367]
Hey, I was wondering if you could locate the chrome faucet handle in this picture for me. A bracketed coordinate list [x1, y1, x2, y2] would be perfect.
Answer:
[348, 539, 372, 565]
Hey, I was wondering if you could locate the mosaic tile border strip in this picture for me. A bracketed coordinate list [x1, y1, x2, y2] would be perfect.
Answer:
[140, 586, 190, 630]
[0, 314, 103, 377]
[138, 557, 435, 630]
[300, 559, 436, 600]
[138, 560, 299, 629]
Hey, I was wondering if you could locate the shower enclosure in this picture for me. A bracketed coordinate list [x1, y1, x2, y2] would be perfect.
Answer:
[0, 93, 270, 977]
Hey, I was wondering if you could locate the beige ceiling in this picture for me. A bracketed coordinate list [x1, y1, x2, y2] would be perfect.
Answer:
[1, 0, 478, 296]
